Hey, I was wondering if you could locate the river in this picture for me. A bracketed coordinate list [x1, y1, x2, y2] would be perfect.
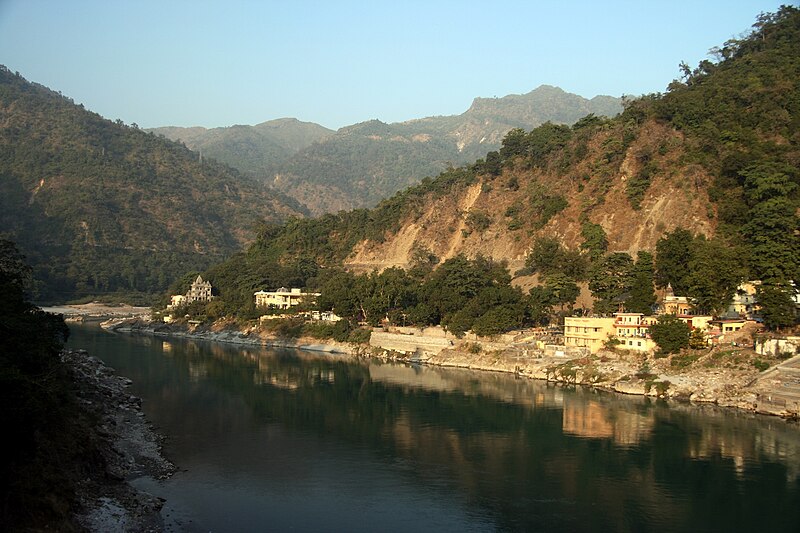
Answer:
[67, 325, 800, 532]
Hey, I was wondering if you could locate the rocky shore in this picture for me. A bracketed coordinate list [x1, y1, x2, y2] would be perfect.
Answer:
[62, 349, 174, 532]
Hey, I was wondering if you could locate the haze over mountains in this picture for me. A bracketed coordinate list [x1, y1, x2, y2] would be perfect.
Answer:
[151, 86, 622, 215]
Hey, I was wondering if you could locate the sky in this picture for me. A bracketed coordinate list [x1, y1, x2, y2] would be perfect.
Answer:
[0, 0, 789, 130]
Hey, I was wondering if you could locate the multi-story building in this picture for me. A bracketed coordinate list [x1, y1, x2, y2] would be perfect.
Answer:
[254, 287, 320, 309]
[563, 317, 615, 354]
[166, 275, 213, 309]
[613, 313, 658, 352]
[186, 275, 213, 302]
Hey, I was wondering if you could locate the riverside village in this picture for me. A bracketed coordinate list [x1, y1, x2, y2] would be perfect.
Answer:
[114, 272, 800, 420]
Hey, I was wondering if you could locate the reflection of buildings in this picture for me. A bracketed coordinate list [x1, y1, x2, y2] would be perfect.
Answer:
[250, 355, 335, 390]
[562, 399, 654, 446]
[367, 363, 565, 409]
[562, 400, 613, 438]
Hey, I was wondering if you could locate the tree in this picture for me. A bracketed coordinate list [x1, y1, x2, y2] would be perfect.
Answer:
[740, 163, 800, 329]
[543, 273, 580, 311]
[649, 314, 691, 354]
[524, 237, 587, 280]
[589, 253, 634, 314]
[627, 251, 656, 314]
[655, 228, 695, 292]
[580, 222, 608, 263]
[686, 236, 745, 315]
[688, 327, 708, 349]
[756, 282, 797, 330]
[527, 286, 555, 326]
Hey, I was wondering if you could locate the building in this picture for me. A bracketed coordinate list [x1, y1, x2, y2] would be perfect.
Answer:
[710, 318, 747, 334]
[563, 317, 615, 354]
[677, 314, 713, 331]
[254, 287, 320, 309]
[727, 281, 760, 319]
[661, 283, 692, 315]
[613, 313, 658, 352]
[186, 275, 213, 303]
[166, 275, 213, 310]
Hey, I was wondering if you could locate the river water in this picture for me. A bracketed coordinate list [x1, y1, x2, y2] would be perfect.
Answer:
[67, 325, 800, 532]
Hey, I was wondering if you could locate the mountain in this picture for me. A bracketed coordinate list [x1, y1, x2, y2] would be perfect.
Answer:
[151, 87, 621, 216]
[199, 6, 799, 326]
[148, 118, 334, 178]
[271, 86, 622, 215]
[0, 66, 306, 302]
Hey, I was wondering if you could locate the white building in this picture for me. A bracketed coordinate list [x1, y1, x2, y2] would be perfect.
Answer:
[254, 287, 320, 309]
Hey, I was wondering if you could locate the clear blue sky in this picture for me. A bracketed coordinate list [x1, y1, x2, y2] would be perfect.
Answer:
[0, 0, 788, 130]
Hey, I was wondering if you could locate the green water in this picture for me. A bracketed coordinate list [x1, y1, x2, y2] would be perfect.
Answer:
[68, 325, 800, 532]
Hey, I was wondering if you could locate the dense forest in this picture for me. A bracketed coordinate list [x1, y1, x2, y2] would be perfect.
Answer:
[0, 67, 305, 302]
[184, 7, 799, 332]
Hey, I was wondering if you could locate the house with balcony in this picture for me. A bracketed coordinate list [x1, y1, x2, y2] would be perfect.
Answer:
[612, 312, 658, 352]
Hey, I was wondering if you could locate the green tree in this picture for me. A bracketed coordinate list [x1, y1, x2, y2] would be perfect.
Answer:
[580, 222, 608, 263]
[649, 314, 691, 354]
[756, 282, 797, 330]
[589, 253, 634, 314]
[627, 251, 656, 314]
[686, 236, 745, 315]
[655, 228, 695, 292]
[688, 328, 708, 349]
[543, 273, 580, 310]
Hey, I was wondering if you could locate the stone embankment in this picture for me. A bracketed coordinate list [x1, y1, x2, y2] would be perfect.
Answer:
[419, 345, 800, 419]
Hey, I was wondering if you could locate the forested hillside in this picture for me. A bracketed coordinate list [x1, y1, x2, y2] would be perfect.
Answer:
[271, 86, 622, 214]
[154, 86, 621, 216]
[148, 118, 334, 179]
[0, 67, 305, 302]
[194, 7, 799, 331]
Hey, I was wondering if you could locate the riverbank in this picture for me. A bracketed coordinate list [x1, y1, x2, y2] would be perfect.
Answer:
[62, 348, 174, 531]
[106, 319, 799, 420]
[109, 319, 365, 356]
[42, 302, 151, 322]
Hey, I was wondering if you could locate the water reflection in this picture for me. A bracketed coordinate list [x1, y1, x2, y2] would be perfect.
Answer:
[68, 326, 800, 532]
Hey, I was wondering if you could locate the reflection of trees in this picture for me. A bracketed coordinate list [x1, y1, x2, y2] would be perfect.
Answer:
[76, 328, 800, 532]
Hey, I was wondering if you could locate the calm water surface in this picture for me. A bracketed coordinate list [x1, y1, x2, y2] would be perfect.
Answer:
[68, 325, 800, 532]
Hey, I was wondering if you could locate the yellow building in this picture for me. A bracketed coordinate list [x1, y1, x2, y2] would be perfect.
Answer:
[564, 317, 615, 354]
[613, 313, 658, 352]
[662, 283, 692, 315]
